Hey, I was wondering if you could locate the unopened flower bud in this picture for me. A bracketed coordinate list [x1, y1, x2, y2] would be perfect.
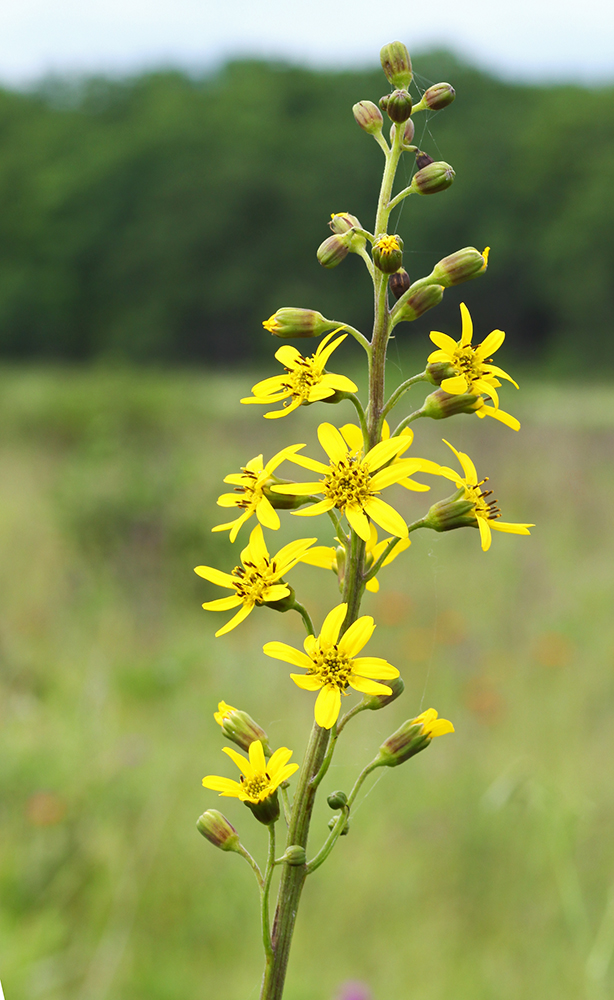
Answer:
[385, 89, 413, 123]
[377, 709, 454, 767]
[263, 308, 336, 339]
[328, 815, 350, 835]
[214, 701, 272, 756]
[389, 269, 410, 300]
[196, 810, 241, 851]
[335, 544, 346, 587]
[360, 676, 405, 711]
[372, 234, 403, 274]
[380, 41, 413, 89]
[395, 283, 444, 322]
[317, 233, 351, 268]
[431, 246, 489, 287]
[352, 100, 383, 135]
[410, 161, 455, 195]
[420, 82, 456, 111]
[282, 845, 307, 866]
[425, 361, 458, 386]
[421, 388, 480, 419]
[329, 212, 363, 234]
[423, 488, 477, 532]
[415, 150, 433, 170]
[246, 790, 280, 826]
[402, 118, 415, 145]
[327, 790, 348, 809]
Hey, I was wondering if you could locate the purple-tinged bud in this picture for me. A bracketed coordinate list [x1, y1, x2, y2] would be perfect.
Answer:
[402, 118, 415, 145]
[415, 150, 434, 170]
[395, 282, 444, 322]
[263, 308, 337, 339]
[423, 488, 477, 532]
[419, 82, 456, 111]
[385, 89, 413, 123]
[422, 388, 480, 419]
[410, 161, 455, 195]
[389, 269, 411, 300]
[372, 233, 404, 274]
[425, 361, 458, 386]
[380, 41, 413, 89]
[377, 709, 454, 766]
[213, 701, 272, 756]
[352, 100, 383, 134]
[317, 232, 351, 268]
[196, 810, 241, 851]
[329, 212, 362, 234]
[361, 676, 405, 711]
[432, 246, 489, 287]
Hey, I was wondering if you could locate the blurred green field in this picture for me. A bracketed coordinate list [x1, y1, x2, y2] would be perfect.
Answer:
[1, 364, 614, 1000]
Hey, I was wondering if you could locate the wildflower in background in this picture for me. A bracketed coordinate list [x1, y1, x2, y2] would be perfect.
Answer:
[212, 444, 306, 542]
[240, 331, 358, 419]
[263, 602, 399, 729]
[272, 422, 436, 541]
[300, 523, 410, 593]
[434, 439, 534, 551]
[202, 741, 298, 804]
[428, 302, 518, 406]
[195, 524, 316, 636]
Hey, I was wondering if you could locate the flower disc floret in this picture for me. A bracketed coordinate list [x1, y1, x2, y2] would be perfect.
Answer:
[195, 524, 316, 636]
[202, 740, 299, 804]
[241, 330, 357, 419]
[263, 602, 400, 728]
[428, 302, 519, 411]
[213, 444, 306, 541]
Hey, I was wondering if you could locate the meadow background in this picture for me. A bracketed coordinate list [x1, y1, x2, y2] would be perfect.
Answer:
[1, 49, 614, 1000]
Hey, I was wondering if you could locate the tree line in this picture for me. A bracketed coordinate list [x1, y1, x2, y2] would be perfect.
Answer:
[0, 52, 612, 369]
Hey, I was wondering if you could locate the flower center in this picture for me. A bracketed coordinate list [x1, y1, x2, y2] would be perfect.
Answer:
[232, 559, 275, 603]
[452, 345, 483, 381]
[323, 455, 372, 511]
[233, 469, 262, 510]
[241, 771, 272, 801]
[467, 478, 501, 521]
[285, 358, 320, 396]
[311, 645, 353, 690]
[376, 235, 401, 256]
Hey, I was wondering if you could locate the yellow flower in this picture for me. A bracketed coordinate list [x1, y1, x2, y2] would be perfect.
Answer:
[300, 523, 410, 593]
[263, 602, 400, 729]
[271, 422, 438, 542]
[212, 444, 306, 542]
[240, 330, 358, 419]
[202, 740, 298, 803]
[438, 439, 534, 551]
[214, 701, 236, 725]
[413, 708, 455, 738]
[194, 524, 317, 636]
[428, 302, 518, 408]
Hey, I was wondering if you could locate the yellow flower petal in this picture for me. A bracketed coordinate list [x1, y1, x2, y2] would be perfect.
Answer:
[274, 345, 302, 367]
[201, 595, 243, 611]
[477, 516, 492, 551]
[480, 404, 520, 431]
[362, 496, 408, 538]
[366, 578, 379, 593]
[263, 642, 313, 669]
[474, 328, 505, 360]
[194, 565, 236, 588]
[271, 481, 323, 495]
[262, 584, 291, 603]
[441, 374, 469, 395]
[215, 603, 254, 637]
[490, 520, 534, 535]
[248, 739, 267, 774]
[290, 672, 323, 691]
[363, 436, 410, 472]
[267, 747, 293, 776]
[314, 685, 342, 729]
[320, 603, 347, 647]
[202, 775, 242, 796]
[299, 546, 337, 570]
[216, 492, 243, 508]
[256, 495, 281, 530]
[339, 423, 364, 453]
[347, 677, 392, 696]
[428, 718, 455, 737]
[337, 615, 375, 657]
[459, 302, 473, 346]
[222, 745, 250, 775]
[345, 503, 371, 540]
[429, 330, 457, 355]
[351, 657, 399, 678]
[318, 423, 348, 463]
[292, 498, 336, 517]
[264, 396, 303, 419]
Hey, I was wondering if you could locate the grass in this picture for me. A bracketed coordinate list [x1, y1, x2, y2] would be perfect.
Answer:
[1, 363, 614, 1000]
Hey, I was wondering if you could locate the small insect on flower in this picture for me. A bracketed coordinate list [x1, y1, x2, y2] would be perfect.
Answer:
[202, 740, 298, 804]
[434, 440, 534, 551]
[428, 302, 518, 412]
[213, 445, 307, 542]
[240, 330, 358, 419]
[270, 422, 438, 542]
[195, 524, 317, 636]
[263, 602, 399, 729]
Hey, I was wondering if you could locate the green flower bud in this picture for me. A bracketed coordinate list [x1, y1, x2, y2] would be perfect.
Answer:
[377, 720, 430, 767]
[423, 488, 477, 532]
[196, 810, 241, 851]
[327, 790, 348, 809]
[380, 41, 413, 89]
[246, 789, 280, 826]
[329, 212, 363, 234]
[410, 161, 455, 195]
[420, 82, 456, 111]
[384, 89, 413, 123]
[425, 361, 458, 386]
[372, 234, 404, 274]
[282, 845, 307, 866]
[328, 815, 350, 835]
[263, 477, 316, 509]
[352, 100, 384, 134]
[317, 233, 351, 268]
[431, 246, 489, 287]
[422, 388, 480, 419]
[395, 282, 444, 322]
[360, 675, 405, 711]
[263, 308, 336, 339]
[214, 701, 272, 756]
[389, 268, 410, 300]
[335, 544, 346, 588]
[402, 118, 415, 146]
[264, 584, 297, 614]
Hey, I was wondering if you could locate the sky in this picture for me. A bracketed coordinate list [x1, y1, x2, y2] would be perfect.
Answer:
[1, 0, 613, 87]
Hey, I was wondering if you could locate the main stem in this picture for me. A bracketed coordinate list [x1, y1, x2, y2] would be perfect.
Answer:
[259, 117, 404, 1000]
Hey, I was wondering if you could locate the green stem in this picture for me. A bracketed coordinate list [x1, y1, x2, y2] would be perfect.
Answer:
[236, 844, 264, 889]
[387, 185, 416, 212]
[358, 246, 375, 281]
[382, 372, 428, 419]
[280, 785, 292, 827]
[336, 700, 370, 735]
[347, 393, 369, 445]
[261, 825, 277, 960]
[347, 760, 383, 808]
[311, 723, 338, 791]
[327, 508, 348, 546]
[333, 321, 371, 355]
[363, 519, 427, 584]
[305, 805, 350, 874]
[292, 601, 315, 636]
[391, 408, 425, 437]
